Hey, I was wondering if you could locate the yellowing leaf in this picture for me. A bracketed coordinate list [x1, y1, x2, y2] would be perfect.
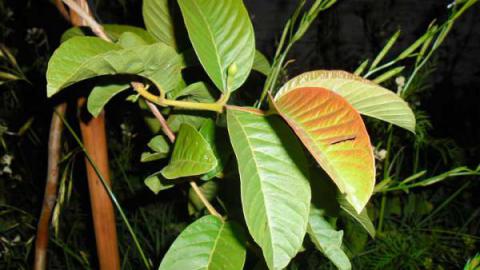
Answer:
[276, 70, 415, 133]
[272, 87, 375, 213]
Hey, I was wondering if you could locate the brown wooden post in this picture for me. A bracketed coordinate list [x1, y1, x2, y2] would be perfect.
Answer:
[69, 1, 121, 269]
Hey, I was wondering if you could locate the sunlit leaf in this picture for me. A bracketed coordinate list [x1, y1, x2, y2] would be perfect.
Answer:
[276, 70, 415, 133]
[47, 36, 181, 97]
[227, 108, 310, 269]
[161, 123, 217, 179]
[159, 215, 246, 270]
[272, 87, 375, 213]
[178, 0, 255, 92]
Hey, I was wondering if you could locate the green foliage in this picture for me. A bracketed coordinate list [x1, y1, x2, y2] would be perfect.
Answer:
[159, 215, 246, 270]
[38, 0, 479, 269]
[227, 108, 311, 269]
[47, 37, 182, 97]
[177, 0, 255, 92]
[161, 123, 217, 179]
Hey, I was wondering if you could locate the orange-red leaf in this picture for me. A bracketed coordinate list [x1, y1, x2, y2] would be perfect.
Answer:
[272, 87, 375, 213]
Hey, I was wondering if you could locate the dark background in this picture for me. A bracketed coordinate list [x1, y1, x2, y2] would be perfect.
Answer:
[0, 0, 479, 268]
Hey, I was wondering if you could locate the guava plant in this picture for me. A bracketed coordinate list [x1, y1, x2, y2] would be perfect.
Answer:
[46, 0, 415, 269]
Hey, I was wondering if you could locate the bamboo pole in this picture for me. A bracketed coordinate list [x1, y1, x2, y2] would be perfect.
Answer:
[69, 1, 120, 269]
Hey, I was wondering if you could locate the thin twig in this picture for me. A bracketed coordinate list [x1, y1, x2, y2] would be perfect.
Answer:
[62, 0, 223, 220]
[61, 0, 111, 41]
[34, 103, 67, 270]
[145, 101, 223, 219]
[190, 181, 223, 219]
[145, 100, 176, 143]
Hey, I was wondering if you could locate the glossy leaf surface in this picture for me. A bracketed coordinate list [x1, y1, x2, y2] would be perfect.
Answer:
[159, 215, 246, 270]
[178, 0, 255, 92]
[272, 87, 375, 213]
[227, 108, 310, 270]
[161, 124, 217, 179]
[276, 70, 415, 133]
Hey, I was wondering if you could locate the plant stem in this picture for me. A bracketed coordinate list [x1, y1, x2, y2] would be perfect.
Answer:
[190, 181, 223, 219]
[34, 103, 67, 270]
[145, 102, 223, 219]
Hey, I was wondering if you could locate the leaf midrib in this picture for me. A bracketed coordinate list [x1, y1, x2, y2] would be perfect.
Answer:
[230, 112, 275, 264]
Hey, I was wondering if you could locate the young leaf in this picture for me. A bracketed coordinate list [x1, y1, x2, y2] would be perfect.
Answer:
[147, 135, 170, 153]
[46, 37, 181, 97]
[161, 124, 217, 179]
[275, 70, 416, 133]
[253, 50, 271, 76]
[227, 108, 311, 270]
[308, 208, 351, 270]
[188, 180, 218, 215]
[159, 215, 246, 270]
[144, 174, 174, 194]
[178, 0, 255, 92]
[87, 83, 130, 117]
[271, 87, 375, 213]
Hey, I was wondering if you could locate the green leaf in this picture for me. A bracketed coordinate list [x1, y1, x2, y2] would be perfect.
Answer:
[144, 174, 174, 194]
[308, 208, 351, 270]
[271, 87, 375, 213]
[87, 83, 130, 117]
[178, 0, 255, 92]
[227, 108, 311, 270]
[339, 196, 375, 238]
[117, 32, 152, 48]
[61, 24, 156, 44]
[161, 124, 217, 179]
[147, 135, 170, 153]
[141, 152, 168, 162]
[168, 81, 216, 102]
[143, 0, 188, 50]
[276, 70, 416, 133]
[47, 36, 181, 97]
[198, 119, 230, 180]
[253, 50, 271, 76]
[159, 215, 246, 270]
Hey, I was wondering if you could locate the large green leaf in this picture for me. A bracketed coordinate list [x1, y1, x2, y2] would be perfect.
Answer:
[271, 87, 375, 213]
[143, 0, 188, 50]
[159, 215, 246, 270]
[178, 0, 255, 92]
[275, 70, 415, 133]
[46, 37, 181, 97]
[161, 123, 217, 179]
[308, 208, 351, 270]
[227, 108, 311, 270]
